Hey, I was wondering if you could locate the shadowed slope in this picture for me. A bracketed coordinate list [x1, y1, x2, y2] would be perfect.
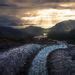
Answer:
[0, 26, 31, 41]
[47, 20, 75, 40]
[22, 26, 44, 37]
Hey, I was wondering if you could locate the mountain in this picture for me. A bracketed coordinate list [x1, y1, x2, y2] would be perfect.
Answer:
[47, 20, 75, 40]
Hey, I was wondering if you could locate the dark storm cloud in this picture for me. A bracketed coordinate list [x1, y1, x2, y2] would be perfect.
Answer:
[0, 0, 7, 4]
[0, 0, 13, 4]
[0, 0, 75, 4]
[13, 0, 49, 3]
[0, 0, 53, 4]
[32, 0, 50, 3]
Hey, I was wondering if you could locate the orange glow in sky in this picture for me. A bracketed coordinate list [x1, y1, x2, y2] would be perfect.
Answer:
[21, 8, 75, 28]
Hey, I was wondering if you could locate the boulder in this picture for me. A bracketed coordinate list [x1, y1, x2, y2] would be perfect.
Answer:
[0, 41, 75, 75]
[47, 20, 75, 40]
[47, 45, 75, 75]
[28, 43, 67, 75]
[0, 44, 42, 75]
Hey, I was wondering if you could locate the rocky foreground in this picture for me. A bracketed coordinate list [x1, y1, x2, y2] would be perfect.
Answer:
[0, 42, 75, 75]
[0, 15, 75, 75]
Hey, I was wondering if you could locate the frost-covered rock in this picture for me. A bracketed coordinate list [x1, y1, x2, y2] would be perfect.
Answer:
[28, 43, 68, 75]
[47, 45, 75, 75]
[0, 44, 42, 75]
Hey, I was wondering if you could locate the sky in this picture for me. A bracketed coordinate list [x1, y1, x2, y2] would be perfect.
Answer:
[0, 0, 75, 28]
[0, 0, 50, 4]
[0, 0, 75, 4]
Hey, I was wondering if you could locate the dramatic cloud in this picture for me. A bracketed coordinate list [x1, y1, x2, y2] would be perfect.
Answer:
[0, 0, 75, 4]
[0, 0, 49, 3]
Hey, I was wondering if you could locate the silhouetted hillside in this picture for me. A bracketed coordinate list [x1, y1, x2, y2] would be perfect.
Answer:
[47, 20, 75, 40]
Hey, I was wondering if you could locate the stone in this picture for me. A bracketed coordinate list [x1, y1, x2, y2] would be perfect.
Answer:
[47, 45, 75, 75]
[28, 43, 67, 75]
[0, 44, 42, 75]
